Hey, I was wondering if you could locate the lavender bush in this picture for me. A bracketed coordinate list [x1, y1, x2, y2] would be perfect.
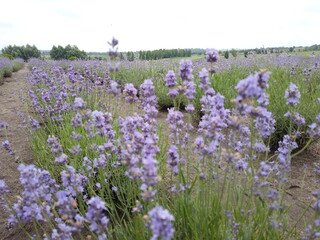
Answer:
[0, 47, 319, 239]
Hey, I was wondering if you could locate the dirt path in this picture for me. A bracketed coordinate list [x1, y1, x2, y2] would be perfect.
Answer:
[0, 65, 34, 240]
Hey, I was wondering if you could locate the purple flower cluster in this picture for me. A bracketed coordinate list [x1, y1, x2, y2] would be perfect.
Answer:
[1, 140, 15, 156]
[8, 164, 57, 226]
[86, 196, 109, 240]
[123, 83, 138, 103]
[74, 97, 86, 110]
[284, 111, 306, 126]
[119, 110, 159, 201]
[139, 79, 158, 117]
[205, 49, 219, 63]
[275, 135, 298, 184]
[284, 82, 301, 106]
[147, 206, 175, 240]
[51, 190, 84, 238]
[165, 70, 177, 88]
[308, 113, 320, 137]
[179, 60, 193, 81]
[199, 68, 210, 92]
[61, 165, 88, 196]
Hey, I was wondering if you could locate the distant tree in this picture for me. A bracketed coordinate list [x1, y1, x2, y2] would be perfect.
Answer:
[127, 51, 135, 61]
[230, 49, 237, 58]
[119, 52, 125, 60]
[49, 45, 87, 60]
[244, 50, 249, 58]
[2, 44, 41, 61]
[224, 50, 229, 59]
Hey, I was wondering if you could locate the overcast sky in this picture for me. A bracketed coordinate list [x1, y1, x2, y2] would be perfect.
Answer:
[1, 0, 320, 52]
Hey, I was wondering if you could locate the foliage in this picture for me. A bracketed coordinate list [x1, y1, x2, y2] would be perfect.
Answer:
[68, 56, 78, 61]
[126, 51, 135, 61]
[230, 49, 237, 57]
[50, 44, 87, 60]
[224, 50, 229, 59]
[1, 44, 41, 61]
[139, 49, 192, 60]
[0, 54, 14, 60]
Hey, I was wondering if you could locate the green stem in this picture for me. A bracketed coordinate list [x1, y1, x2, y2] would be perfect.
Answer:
[291, 138, 314, 158]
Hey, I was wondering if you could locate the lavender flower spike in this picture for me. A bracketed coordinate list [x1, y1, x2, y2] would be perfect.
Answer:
[86, 196, 109, 240]
[123, 83, 138, 103]
[165, 70, 177, 88]
[206, 49, 219, 63]
[147, 206, 175, 240]
[284, 82, 301, 106]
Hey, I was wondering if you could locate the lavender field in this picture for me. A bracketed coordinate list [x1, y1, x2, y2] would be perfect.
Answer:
[0, 48, 320, 239]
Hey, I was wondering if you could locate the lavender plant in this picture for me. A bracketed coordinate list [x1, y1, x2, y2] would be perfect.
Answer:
[1, 49, 320, 240]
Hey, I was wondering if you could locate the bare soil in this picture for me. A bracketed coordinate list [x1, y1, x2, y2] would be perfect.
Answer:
[0, 66, 34, 240]
[0, 66, 319, 239]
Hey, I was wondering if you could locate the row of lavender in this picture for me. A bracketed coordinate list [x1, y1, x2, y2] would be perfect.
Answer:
[0, 56, 24, 84]
[0, 50, 319, 239]
[28, 53, 320, 149]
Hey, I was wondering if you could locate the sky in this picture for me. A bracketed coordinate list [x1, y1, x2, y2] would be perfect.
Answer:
[1, 0, 320, 52]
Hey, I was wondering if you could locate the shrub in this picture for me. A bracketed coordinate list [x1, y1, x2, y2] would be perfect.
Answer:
[68, 56, 78, 61]
[0, 53, 14, 60]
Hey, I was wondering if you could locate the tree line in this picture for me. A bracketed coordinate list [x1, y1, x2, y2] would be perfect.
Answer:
[135, 49, 192, 61]
[1, 44, 41, 61]
[49, 45, 87, 60]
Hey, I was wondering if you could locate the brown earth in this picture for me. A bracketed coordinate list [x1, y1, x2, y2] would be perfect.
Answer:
[0, 65, 34, 240]
[0, 66, 319, 239]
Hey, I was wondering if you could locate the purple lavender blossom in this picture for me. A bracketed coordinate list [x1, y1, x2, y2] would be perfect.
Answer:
[86, 196, 109, 239]
[74, 97, 86, 109]
[55, 153, 68, 164]
[179, 60, 193, 81]
[168, 89, 178, 98]
[199, 68, 210, 92]
[167, 145, 180, 175]
[0, 121, 10, 128]
[8, 164, 57, 226]
[1, 140, 15, 156]
[185, 104, 194, 113]
[91, 110, 105, 128]
[312, 190, 320, 211]
[29, 117, 40, 130]
[70, 131, 82, 141]
[183, 80, 196, 101]
[93, 154, 109, 168]
[140, 137, 159, 201]
[205, 49, 219, 63]
[235, 73, 264, 100]
[0, 179, 9, 194]
[69, 144, 82, 155]
[165, 70, 177, 88]
[47, 136, 63, 156]
[254, 108, 276, 139]
[147, 206, 175, 240]
[61, 165, 88, 196]
[71, 112, 83, 127]
[275, 135, 298, 184]
[109, 80, 121, 96]
[53, 190, 84, 238]
[254, 141, 270, 153]
[258, 161, 273, 177]
[284, 111, 306, 126]
[308, 121, 320, 138]
[123, 83, 138, 103]
[284, 82, 301, 106]
[140, 79, 158, 117]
